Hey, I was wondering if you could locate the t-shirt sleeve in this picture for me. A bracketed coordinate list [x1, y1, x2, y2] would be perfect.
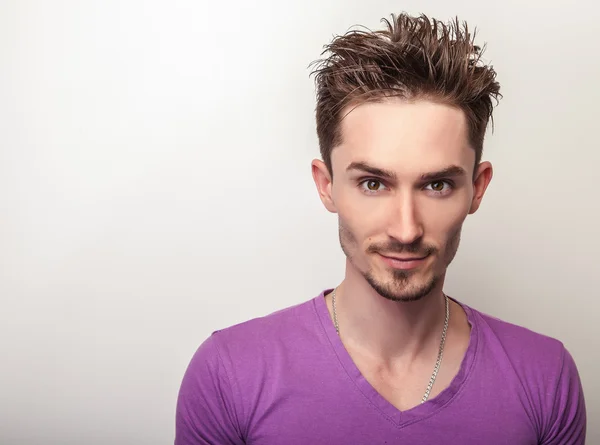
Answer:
[540, 346, 587, 445]
[175, 333, 245, 445]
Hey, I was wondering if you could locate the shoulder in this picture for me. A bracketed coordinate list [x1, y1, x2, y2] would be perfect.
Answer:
[195, 295, 324, 383]
[465, 304, 567, 396]
[175, 296, 321, 442]
[182, 295, 320, 381]
[463, 303, 567, 366]
[467, 304, 572, 390]
[211, 296, 319, 354]
[465, 304, 586, 443]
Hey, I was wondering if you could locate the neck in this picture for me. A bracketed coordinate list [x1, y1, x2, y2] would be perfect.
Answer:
[331, 261, 448, 364]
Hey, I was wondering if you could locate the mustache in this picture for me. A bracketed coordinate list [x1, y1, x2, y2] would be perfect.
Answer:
[367, 240, 437, 257]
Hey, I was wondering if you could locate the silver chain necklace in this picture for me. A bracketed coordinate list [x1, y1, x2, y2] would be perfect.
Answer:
[331, 288, 450, 404]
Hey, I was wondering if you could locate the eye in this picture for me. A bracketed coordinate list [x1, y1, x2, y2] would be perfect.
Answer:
[359, 179, 387, 193]
[424, 180, 453, 195]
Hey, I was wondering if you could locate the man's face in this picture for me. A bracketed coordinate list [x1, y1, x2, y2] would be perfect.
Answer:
[313, 99, 492, 302]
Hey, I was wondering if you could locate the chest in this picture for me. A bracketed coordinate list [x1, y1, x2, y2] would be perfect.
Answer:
[358, 366, 451, 412]
[347, 346, 463, 412]
[245, 350, 538, 444]
[246, 391, 537, 445]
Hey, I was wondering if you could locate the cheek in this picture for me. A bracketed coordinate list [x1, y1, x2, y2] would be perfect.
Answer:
[421, 197, 470, 240]
[337, 196, 387, 239]
[339, 212, 375, 246]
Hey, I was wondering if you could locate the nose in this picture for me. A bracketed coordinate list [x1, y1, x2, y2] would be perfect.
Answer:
[386, 192, 424, 245]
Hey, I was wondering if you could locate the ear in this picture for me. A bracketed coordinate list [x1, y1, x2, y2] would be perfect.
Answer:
[311, 159, 337, 213]
[469, 161, 493, 214]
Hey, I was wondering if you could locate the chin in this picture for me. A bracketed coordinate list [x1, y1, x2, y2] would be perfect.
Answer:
[364, 270, 439, 303]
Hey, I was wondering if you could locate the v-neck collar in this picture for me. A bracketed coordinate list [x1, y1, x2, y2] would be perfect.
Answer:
[313, 289, 480, 428]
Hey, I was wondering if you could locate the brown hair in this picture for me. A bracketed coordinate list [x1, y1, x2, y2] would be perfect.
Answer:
[310, 13, 501, 176]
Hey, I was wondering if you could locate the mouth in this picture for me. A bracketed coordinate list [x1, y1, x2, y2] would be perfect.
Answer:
[377, 253, 430, 270]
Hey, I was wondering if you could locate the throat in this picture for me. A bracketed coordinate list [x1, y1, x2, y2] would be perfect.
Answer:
[326, 289, 472, 410]
[330, 287, 450, 361]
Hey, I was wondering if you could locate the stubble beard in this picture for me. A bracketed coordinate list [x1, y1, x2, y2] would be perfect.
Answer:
[339, 221, 463, 303]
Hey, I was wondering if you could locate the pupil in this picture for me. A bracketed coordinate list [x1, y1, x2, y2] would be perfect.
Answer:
[368, 180, 378, 190]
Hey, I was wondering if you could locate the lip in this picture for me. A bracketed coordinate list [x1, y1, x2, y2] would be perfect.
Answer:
[378, 253, 429, 270]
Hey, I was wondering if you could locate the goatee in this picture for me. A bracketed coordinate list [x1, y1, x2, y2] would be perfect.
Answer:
[338, 218, 463, 303]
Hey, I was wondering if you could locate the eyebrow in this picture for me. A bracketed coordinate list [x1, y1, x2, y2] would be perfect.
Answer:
[420, 165, 467, 181]
[345, 162, 467, 182]
[346, 162, 397, 180]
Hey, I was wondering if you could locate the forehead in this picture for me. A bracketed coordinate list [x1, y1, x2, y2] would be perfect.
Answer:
[333, 99, 475, 176]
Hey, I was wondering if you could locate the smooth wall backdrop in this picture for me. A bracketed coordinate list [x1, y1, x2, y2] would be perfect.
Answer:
[1, 0, 598, 443]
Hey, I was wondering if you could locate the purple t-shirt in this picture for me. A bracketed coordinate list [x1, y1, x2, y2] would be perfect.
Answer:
[175, 291, 586, 444]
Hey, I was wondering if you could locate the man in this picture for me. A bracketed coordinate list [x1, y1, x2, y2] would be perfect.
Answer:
[175, 13, 586, 444]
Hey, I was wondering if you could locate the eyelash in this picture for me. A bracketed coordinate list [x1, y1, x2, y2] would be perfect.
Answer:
[358, 179, 455, 196]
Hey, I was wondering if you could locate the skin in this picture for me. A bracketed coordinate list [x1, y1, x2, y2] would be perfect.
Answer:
[311, 98, 493, 409]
